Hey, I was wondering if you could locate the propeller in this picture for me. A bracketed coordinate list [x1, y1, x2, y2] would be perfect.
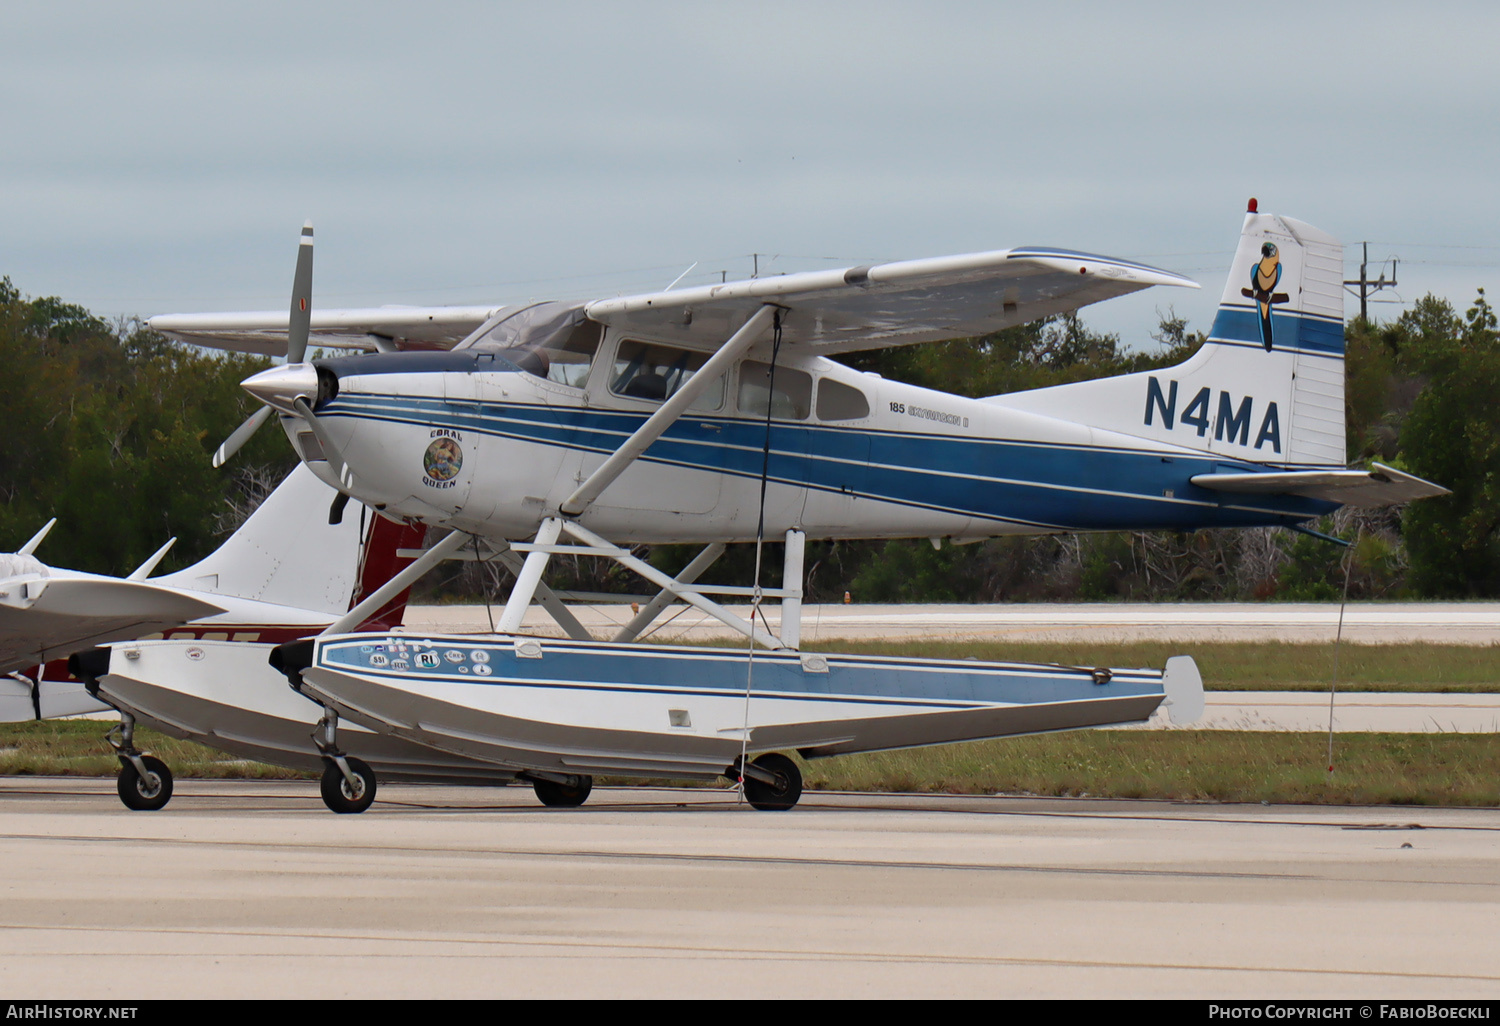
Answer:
[211, 221, 316, 466]
[211, 406, 272, 468]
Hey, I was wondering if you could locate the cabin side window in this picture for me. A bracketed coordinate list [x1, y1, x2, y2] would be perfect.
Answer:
[815, 379, 871, 421]
[738, 361, 812, 420]
[609, 340, 724, 410]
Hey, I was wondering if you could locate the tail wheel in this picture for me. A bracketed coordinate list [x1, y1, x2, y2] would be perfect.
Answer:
[117, 756, 173, 812]
[533, 775, 593, 808]
[743, 752, 803, 811]
[320, 757, 377, 814]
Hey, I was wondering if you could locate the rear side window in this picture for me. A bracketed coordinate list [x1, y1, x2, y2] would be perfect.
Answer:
[816, 379, 870, 421]
[738, 361, 812, 420]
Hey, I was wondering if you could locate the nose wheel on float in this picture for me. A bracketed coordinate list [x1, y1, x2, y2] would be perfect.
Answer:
[312, 706, 376, 814]
[106, 713, 174, 812]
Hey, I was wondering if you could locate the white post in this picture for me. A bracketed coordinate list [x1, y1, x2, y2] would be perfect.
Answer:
[780, 529, 805, 650]
[493, 549, 593, 641]
[497, 518, 564, 634]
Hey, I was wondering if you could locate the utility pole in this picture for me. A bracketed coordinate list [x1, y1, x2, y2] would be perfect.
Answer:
[1343, 242, 1398, 323]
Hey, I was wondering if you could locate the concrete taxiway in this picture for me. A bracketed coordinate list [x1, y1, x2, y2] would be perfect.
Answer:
[0, 778, 1496, 999]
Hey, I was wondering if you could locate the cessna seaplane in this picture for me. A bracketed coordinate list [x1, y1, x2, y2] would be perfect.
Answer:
[123, 201, 1445, 814]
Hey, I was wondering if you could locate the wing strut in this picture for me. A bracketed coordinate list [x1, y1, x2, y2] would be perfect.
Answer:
[320, 529, 471, 636]
[612, 542, 726, 643]
[559, 304, 777, 516]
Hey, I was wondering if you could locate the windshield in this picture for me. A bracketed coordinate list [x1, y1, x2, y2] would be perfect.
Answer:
[459, 301, 602, 388]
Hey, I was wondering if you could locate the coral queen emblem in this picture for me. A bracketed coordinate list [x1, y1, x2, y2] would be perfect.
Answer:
[422, 437, 463, 486]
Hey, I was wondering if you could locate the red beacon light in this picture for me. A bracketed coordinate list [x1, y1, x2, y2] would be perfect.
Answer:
[1247, 197, 1259, 213]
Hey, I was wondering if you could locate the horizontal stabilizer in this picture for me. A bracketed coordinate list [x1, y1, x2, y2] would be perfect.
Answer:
[1189, 462, 1449, 507]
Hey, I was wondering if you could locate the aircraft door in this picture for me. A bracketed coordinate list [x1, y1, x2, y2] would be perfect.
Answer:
[589, 339, 724, 518]
[729, 360, 815, 535]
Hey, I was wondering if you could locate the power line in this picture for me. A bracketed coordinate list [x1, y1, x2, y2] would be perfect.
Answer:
[1344, 242, 1398, 323]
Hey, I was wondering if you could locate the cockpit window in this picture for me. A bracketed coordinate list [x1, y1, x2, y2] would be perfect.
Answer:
[460, 301, 601, 388]
[609, 340, 723, 410]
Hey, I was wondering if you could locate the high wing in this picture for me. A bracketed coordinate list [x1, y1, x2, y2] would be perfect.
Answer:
[1189, 462, 1450, 507]
[149, 305, 505, 355]
[151, 246, 1194, 357]
[585, 247, 1198, 354]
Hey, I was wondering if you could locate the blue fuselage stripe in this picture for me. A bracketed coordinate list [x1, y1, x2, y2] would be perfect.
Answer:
[327, 393, 1336, 529]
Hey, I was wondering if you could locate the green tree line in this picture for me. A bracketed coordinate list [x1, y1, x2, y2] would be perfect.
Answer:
[0, 277, 293, 577]
[2, 276, 1496, 600]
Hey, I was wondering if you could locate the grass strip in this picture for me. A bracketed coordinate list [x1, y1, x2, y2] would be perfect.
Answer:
[795, 731, 1500, 807]
[0, 720, 310, 780]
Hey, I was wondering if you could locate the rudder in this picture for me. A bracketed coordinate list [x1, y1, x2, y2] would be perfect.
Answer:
[989, 202, 1346, 468]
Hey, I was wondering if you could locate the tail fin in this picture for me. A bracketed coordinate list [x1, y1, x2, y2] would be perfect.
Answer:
[989, 203, 1346, 468]
[156, 464, 424, 622]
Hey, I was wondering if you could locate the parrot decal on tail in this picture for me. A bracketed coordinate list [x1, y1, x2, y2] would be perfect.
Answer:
[1241, 241, 1290, 351]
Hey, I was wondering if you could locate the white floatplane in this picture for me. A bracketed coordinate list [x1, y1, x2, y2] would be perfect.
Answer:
[0, 463, 395, 721]
[135, 202, 1445, 813]
[59, 466, 535, 810]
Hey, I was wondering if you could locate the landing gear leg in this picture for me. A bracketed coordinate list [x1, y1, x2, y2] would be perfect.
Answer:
[729, 752, 803, 811]
[312, 707, 377, 814]
[107, 713, 173, 811]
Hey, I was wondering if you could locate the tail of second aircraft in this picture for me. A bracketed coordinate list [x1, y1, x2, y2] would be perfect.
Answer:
[156, 463, 427, 625]
[989, 202, 1346, 468]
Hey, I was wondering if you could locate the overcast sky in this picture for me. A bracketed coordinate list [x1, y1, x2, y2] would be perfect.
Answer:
[4, 1, 1497, 347]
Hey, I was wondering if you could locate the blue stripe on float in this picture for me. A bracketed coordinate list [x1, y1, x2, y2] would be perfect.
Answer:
[319, 638, 1167, 706]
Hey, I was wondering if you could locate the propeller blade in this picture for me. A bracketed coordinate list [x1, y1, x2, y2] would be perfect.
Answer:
[286, 221, 314, 365]
[291, 396, 348, 483]
[212, 405, 274, 468]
